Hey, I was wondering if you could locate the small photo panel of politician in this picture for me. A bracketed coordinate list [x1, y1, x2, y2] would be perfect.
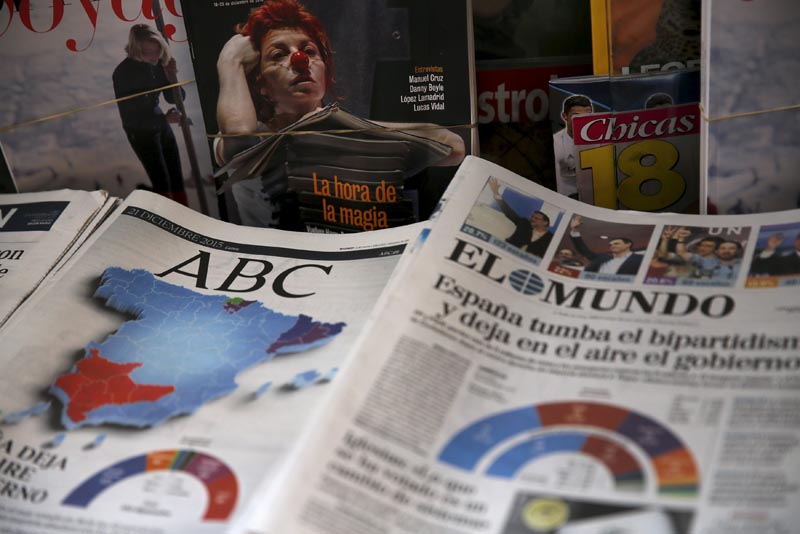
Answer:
[462, 177, 564, 266]
[645, 225, 750, 287]
[548, 213, 654, 282]
[747, 222, 800, 288]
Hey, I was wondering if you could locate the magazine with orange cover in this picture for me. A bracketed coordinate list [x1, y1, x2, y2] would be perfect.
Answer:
[591, 0, 700, 76]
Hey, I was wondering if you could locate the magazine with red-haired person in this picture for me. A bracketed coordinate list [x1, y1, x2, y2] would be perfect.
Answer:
[182, 0, 476, 232]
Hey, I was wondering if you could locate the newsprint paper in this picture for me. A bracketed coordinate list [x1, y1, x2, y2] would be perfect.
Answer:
[0, 190, 423, 534]
[238, 156, 800, 534]
[0, 189, 112, 328]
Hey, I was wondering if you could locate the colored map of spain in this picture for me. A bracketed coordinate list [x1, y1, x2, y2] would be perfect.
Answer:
[50, 267, 346, 430]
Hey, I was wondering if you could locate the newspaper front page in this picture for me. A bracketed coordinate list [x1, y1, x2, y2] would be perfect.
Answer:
[240, 156, 800, 534]
[0, 190, 424, 534]
[0, 189, 110, 327]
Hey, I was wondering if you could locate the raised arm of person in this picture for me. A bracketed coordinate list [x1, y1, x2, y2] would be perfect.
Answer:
[658, 226, 676, 258]
[215, 34, 262, 164]
[569, 215, 597, 260]
[672, 227, 693, 260]
[160, 58, 185, 104]
[750, 232, 785, 275]
[486, 177, 527, 224]
[759, 232, 784, 258]
[488, 177, 502, 200]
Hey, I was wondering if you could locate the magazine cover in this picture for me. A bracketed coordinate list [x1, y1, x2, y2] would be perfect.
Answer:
[473, 0, 591, 61]
[590, 0, 701, 76]
[0, 0, 215, 214]
[181, 0, 476, 232]
[549, 70, 700, 213]
[0, 190, 422, 533]
[477, 58, 591, 192]
[701, 0, 800, 214]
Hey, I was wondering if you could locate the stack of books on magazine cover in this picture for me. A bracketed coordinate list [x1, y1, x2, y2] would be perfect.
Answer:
[215, 104, 453, 233]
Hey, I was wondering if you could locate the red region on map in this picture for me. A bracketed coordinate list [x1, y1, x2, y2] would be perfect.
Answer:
[53, 348, 175, 423]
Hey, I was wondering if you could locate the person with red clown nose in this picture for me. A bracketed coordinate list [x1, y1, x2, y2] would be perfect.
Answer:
[214, 0, 464, 228]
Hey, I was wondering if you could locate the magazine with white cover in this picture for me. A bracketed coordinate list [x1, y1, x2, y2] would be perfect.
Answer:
[0, 190, 423, 533]
[0, 0, 215, 214]
[236, 156, 800, 534]
[701, 0, 800, 214]
[0, 189, 110, 327]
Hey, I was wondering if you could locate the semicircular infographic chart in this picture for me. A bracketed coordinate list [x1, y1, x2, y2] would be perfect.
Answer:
[62, 449, 238, 521]
[438, 401, 699, 497]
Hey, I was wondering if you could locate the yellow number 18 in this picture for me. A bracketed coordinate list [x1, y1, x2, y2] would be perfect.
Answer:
[580, 139, 686, 211]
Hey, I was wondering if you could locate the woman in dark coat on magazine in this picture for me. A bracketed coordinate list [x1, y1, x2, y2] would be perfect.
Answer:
[113, 24, 188, 206]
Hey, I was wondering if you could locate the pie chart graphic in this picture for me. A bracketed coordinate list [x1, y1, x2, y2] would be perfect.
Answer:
[62, 449, 238, 520]
[438, 401, 699, 497]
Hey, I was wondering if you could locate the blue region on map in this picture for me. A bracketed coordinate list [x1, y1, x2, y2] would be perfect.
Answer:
[85, 434, 106, 449]
[45, 433, 66, 449]
[255, 381, 273, 398]
[287, 370, 322, 389]
[321, 367, 339, 382]
[1, 402, 51, 425]
[49, 267, 346, 429]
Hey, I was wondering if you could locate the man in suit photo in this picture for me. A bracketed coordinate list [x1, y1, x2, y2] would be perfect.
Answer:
[751, 231, 800, 277]
[568, 214, 643, 275]
[488, 177, 553, 258]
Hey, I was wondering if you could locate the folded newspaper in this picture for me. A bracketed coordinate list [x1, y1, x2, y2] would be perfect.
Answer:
[234, 156, 800, 534]
[0, 190, 424, 533]
[0, 189, 114, 328]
